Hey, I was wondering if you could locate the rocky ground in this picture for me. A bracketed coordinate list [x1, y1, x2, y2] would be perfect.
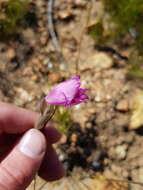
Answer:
[1, 0, 143, 190]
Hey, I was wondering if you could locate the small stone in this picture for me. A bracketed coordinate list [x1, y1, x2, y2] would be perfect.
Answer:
[7, 48, 15, 59]
[116, 99, 129, 112]
[59, 134, 67, 144]
[86, 122, 92, 128]
[31, 75, 38, 82]
[43, 58, 50, 65]
[115, 145, 127, 160]
[14, 88, 33, 106]
[40, 36, 47, 45]
[80, 52, 113, 71]
[30, 57, 45, 73]
[47, 63, 53, 69]
[122, 170, 129, 178]
[48, 73, 61, 84]
[22, 29, 36, 46]
[59, 63, 68, 71]
[111, 164, 122, 174]
[106, 94, 112, 100]
[91, 161, 101, 171]
[71, 133, 78, 143]
[37, 55, 45, 61]
[59, 153, 66, 161]
[22, 67, 33, 76]
[139, 167, 143, 181]
[108, 147, 116, 159]
[31, 57, 40, 65]
[88, 107, 96, 114]
[58, 10, 73, 20]
[94, 96, 102, 102]
[130, 90, 143, 129]
[74, 104, 81, 110]
[74, 0, 87, 7]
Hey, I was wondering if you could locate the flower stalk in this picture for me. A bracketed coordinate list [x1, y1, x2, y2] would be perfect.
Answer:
[35, 100, 56, 130]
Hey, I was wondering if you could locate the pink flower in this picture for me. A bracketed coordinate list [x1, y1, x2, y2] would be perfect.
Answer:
[45, 76, 88, 107]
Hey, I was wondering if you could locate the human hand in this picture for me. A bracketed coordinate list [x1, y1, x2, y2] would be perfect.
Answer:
[0, 102, 64, 190]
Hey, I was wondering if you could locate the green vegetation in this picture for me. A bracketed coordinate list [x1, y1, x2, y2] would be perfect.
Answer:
[88, 22, 105, 44]
[128, 51, 143, 78]
[88, 0, 143, 78]
[54, 107, 72, 133]
[103, 0, 142, 34]
[88, 0, 143, 48]
[0, 0, 29, 39]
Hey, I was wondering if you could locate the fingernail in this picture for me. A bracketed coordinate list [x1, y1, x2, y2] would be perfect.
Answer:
[18, 129, 46, 158]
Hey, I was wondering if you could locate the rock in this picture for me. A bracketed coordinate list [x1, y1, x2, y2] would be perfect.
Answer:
[90, 161, 102, 171]
[59, 152, 67, 161]
[74, 0, 87, 7]
[115, 145, 127, 160]
[31, 75, 39, 82]
[130, 169, 142, 190]
[58, 9, 73, 20]
[14, 88, 33, 106]
[22, 67, 33, 76]
[48, 73, 62, 84]
[59, 63, 68, 71]
[108, 147, 116, 159]
[116, 99, 129, 112]
[30, 57, 45, 73]
[7, 48, 15, 59]
[138, 167, 143, 182]
[129, 90, 143, 129]
[40, 35, 48, 46]
[111, 164, 122, 174]
[22, 29, 36, 47]
[71, 133, 78, 143]
[80, 53, 113, 71]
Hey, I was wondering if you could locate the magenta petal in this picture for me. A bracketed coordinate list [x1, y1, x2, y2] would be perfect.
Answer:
[45, 75, 88, 107]
[70, 88, 88, 105]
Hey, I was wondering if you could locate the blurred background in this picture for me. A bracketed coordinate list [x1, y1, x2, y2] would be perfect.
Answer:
[1, 0, 143, 189]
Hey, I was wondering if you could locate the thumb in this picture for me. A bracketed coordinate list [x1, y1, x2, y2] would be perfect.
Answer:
[0, 129, 46, 190]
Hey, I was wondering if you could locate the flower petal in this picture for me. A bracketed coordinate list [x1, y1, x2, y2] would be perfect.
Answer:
[71, 88, 89, 105]
[45, 76, 81, 106]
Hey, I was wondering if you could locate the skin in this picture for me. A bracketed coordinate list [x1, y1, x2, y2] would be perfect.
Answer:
[0, 102, 64, 190]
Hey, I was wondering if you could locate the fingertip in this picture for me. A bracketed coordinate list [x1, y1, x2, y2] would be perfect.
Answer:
[0, 102, 39, 133]
[18, 129, 47, 158]
[0, 129, 47, 190]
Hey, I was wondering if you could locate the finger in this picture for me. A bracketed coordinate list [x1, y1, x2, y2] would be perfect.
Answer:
[0, 102, 38, 133]
[0, 129, 46, 190]
[38, 144, 65, 181]
[0, 126, 61, 159]
[42, 123, 61, 144]
[0, 102, 61, 144]
[0, 133, 20, 162]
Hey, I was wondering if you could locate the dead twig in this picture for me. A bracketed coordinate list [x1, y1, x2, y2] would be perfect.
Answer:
[35, 99, 57, 130]
[33, 175, 37, 190]
[38, 181, 47, 190]
[47, 0, 61, 54]
[47, 0, 67, 67]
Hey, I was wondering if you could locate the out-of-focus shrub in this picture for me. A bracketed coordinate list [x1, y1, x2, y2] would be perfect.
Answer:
[88, 0, 143, 78]
[54, 107, 72, 133]
[88, 0, 143, 50]
[0, 0, 29, 39]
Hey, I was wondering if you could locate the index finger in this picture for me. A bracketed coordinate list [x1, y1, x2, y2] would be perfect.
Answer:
[0, 102, 38, 134]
